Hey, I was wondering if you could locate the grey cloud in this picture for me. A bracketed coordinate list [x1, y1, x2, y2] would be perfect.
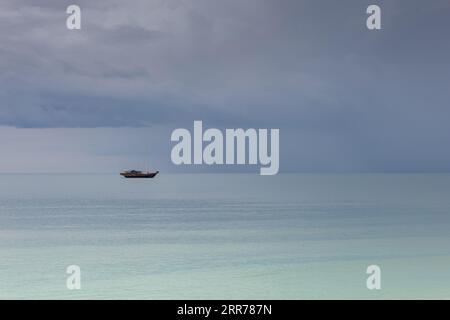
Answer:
[96, 25, 166, 45]
[1, 0, 450, 172]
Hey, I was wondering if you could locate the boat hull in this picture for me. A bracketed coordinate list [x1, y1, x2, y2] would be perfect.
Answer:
[120, 171, 159, 178]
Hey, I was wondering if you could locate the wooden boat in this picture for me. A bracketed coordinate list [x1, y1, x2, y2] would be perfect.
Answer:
[120, 170, 159, 178]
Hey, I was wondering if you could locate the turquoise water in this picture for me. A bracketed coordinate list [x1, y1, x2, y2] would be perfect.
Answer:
[1, 174, 450, 299]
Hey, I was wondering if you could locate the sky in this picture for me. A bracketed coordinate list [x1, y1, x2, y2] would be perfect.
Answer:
[0, 0, 449, 173]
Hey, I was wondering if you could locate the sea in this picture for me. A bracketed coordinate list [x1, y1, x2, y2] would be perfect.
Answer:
[1, 173, 450, 299]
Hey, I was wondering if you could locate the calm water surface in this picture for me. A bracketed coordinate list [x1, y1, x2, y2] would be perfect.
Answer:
[1, 174, 450, 299]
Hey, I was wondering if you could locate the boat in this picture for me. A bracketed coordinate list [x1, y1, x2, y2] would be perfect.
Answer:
[120, 170, 159, 178]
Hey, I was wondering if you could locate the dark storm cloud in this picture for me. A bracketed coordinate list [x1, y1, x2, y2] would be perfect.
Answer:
[1, 0, 450, 171]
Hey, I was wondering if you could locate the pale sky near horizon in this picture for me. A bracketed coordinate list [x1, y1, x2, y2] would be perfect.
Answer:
[1, 0, 450, 173]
